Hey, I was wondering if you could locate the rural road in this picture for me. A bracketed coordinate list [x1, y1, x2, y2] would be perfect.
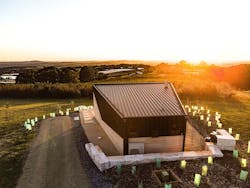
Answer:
[17, 116, 92, 188]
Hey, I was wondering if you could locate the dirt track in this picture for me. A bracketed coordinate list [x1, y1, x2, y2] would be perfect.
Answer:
[17, 116, 92, 188]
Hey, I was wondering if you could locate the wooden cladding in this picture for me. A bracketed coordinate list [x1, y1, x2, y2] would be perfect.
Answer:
[184, 121, 205, 151]
[129, 135, 184, 153]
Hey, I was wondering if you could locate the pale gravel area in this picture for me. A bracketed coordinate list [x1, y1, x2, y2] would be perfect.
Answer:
[71, 112, 113, 188]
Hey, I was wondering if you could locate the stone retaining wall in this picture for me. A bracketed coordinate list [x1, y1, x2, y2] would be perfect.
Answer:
[85, 142, 223, 172]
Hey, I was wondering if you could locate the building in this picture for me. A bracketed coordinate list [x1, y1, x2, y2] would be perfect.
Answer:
[0, 73, 19, 84]
[93, 82, 189, 155]
[98, 68, 135, 77]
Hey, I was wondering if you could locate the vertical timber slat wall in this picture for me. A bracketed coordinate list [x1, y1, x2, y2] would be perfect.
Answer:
[129, 135, 184, 153]
[184, 121, 205, 151]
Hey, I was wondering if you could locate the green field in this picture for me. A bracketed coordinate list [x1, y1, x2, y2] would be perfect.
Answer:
[0, 98, 92, 127]
[184, 91, 250, 162]
[183, 91, 250, 142]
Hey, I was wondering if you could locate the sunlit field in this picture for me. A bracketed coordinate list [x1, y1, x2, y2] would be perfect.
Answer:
[186, 91, 250, 142]
[0, 98, 92, 126]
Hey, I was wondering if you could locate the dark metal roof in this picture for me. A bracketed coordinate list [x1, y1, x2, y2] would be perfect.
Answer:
[94, 82, 187, 118]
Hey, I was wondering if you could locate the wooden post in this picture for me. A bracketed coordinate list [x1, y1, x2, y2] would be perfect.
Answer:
[123, 118, 129, 155]
[124, 138, 128, 155]
[182, 119, 187, 151]
[182, 131, 185, 151]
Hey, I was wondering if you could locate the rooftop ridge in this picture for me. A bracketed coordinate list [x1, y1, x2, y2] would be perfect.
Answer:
[169, 82, 187, 116]
[93, 82, 168, 86]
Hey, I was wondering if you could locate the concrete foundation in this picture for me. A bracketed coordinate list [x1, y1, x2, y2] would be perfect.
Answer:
[215, 129, 236, 151]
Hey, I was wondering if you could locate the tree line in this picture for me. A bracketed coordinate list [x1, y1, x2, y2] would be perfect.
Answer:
[0, 64, 151, 98]
[16, 66, 97, 83]
[0, 83, 92, 98]
[16, 64, 151, 84]
[2, 62, 248, 99]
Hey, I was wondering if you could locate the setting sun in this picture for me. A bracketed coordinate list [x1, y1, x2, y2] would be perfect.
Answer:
[0, 0, 250, 63]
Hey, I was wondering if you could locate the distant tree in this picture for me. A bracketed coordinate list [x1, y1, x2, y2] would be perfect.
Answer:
[16, 69, 36, 83]
[178, 60, 190, 68]
[59, 67, 79, 83]
[36, 66, 60, 83]
[79, 66, 96, 82]
[179, 60, 188, 66]
[97, 73, 107, 80]
[199, 61, 208, 67]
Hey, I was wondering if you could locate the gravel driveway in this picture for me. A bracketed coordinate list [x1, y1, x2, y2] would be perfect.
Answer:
[17, 116, 92, 188]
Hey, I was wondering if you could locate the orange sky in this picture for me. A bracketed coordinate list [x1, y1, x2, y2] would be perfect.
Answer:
[0, 0, 250, 63]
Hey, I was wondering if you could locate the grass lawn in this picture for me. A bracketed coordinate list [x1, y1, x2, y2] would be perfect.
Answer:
[182, 91, 250, 167]
[182, 91, 250, 142]
[0, 98, 92, 188]
[0, 98, 92, 127]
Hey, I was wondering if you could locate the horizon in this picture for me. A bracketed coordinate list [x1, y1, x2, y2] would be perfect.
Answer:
[1, 0, 250, 64]
[1, 59, 250, 67]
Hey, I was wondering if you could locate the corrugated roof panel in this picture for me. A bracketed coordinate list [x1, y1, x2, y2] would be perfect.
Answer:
[94, 83, 186, 118]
